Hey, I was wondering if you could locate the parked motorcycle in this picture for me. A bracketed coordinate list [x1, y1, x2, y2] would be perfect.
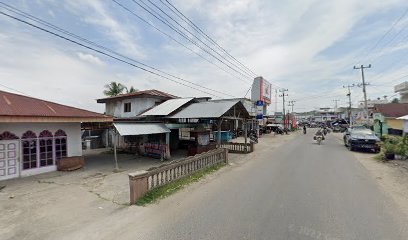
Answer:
[249, 130, 258, 143]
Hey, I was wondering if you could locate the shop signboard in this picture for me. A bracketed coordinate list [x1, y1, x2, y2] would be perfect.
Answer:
[251, 77, 272, 104]
[256, 100, 263, 120]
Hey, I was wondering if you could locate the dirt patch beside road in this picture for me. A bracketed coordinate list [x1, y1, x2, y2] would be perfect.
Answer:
[332, 132, 408, 219]
[353, 153, 408, 218]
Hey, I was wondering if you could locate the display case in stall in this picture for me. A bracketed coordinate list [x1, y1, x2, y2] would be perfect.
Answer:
[187, 129, 216, 156]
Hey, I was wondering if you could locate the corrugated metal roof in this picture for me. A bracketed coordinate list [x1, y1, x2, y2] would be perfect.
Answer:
[0, 90, 111, 120]
[374, 103, 408, 118]
[142, 98, 194, 116]
[114, 123, 170, 136]
[169, 100, 240, 119]
[97, 89, 178, 103]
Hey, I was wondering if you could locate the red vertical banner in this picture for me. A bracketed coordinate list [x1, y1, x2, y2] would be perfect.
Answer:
[284, 113, 289, 128]
[292, 114, 296, 129]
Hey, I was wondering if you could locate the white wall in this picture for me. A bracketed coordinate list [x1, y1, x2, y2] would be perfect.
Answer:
[0, 122, 82, 157]
[105, 98, 162, 118]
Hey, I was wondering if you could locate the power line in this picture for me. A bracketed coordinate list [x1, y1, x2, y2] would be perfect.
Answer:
[111, 0, 251, 84]
[145, 0, 256, 79]
[129, 0, 254, 82]
[0, 82, 31, 96]
[0, 9, 227, 98]
[160, 0, 257, 76]
[354, 7, 408, 65]
[0, 3, 240, 98]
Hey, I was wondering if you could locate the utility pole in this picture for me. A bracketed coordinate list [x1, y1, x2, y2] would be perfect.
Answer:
[288, 100, 295, 130]
[279, 89, 288, 128]
[288, 100, 295, 114]
[354, 64, 371, 125]
[343, 84, 355, 126]
[332, 99, 340, 118]
[275, 88, 278, 114]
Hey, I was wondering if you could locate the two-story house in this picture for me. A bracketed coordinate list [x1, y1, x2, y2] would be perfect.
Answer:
[97, 89, 178, 158]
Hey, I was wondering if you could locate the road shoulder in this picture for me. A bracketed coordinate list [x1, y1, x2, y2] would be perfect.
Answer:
[332, 132, 408, 219]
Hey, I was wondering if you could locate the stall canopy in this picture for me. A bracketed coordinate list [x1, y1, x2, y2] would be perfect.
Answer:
[113, 123, 170, 136]
[168, 100, 249, 119]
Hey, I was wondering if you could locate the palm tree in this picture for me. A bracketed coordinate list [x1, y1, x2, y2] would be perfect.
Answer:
[126, 86, 138, 94]
[103, 82, 126, 97]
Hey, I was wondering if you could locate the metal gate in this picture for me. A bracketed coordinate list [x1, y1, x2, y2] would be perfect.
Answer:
[0, 140, 19, 181]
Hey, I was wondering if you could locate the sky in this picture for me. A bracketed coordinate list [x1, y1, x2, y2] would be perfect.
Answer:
[0, 0, 407, 114]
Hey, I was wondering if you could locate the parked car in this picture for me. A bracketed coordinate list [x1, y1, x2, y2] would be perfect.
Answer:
[343, 128, 380, 153]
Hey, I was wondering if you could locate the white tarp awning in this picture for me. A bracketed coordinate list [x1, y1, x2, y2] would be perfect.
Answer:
[169, 100, 241, 119]
[142, 98, 194, 116]
[113, 123, 170, 136]
[397, 115, 408, 120]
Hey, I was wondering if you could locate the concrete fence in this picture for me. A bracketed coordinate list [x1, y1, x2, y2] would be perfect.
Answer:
[217, 142, 254, 154]
[129, 148, 228, 204]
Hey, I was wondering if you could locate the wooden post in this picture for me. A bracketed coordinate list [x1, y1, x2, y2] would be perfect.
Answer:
[224, 148, 229, 164]
[217, 118, 222, 146]
[244, 119, 248, 153]
[113, 129, 119, 171]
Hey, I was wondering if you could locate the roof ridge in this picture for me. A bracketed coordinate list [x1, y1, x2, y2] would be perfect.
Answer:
[0, 90, 108, 117]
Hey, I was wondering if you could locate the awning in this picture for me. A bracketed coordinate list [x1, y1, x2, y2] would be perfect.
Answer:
[113, 123, 170, 136]
[397, 115, 408, 120]
[168, 100, 243, 119]
[142, 98, 194, 116]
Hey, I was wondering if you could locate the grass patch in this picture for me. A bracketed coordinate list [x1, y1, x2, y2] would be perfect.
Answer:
[135, 163, 226, 206]
[373, 153, 384, 161]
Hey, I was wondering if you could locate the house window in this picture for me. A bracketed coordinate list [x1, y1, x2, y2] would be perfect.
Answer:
[39, 130, 54, 167]
[55, 130, 67, 160]
[124, 102, 131, 113]
[21, 131, 38, 170]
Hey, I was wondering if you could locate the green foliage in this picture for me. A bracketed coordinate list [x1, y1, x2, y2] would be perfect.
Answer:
[391, 98, 399, 103]
[126, 86, 138, 93]
[382, 135, 407, 156]
[103, 81, 126, 96]
[136, 163, 225, 206]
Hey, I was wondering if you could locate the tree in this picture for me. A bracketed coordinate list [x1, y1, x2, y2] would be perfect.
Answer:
[126, 86, 138, 94]
[103, 82, 126, 97]
[391, 98, 399, 103]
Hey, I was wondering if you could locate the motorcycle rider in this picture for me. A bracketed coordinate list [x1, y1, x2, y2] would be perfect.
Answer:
[314, 128, 325, 140]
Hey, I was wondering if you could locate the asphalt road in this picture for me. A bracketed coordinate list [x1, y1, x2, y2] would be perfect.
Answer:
[120, 131, 408, 240]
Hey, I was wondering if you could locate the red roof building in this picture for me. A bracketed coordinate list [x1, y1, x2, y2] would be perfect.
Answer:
[0, 90, 112, 122]
[97, 89, 177, 103]
[0, 90, 112, 181]
[373, 103, 408, 118]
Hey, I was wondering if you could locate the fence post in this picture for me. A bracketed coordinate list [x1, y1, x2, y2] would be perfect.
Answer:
[224, 148, 229, 164]
[129, 170, 149, 204]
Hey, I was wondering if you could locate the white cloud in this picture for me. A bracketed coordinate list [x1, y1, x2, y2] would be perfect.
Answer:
[77, 52, 104, 66]
[64, 0, 145, 59]
[0, 0, 407, 113]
